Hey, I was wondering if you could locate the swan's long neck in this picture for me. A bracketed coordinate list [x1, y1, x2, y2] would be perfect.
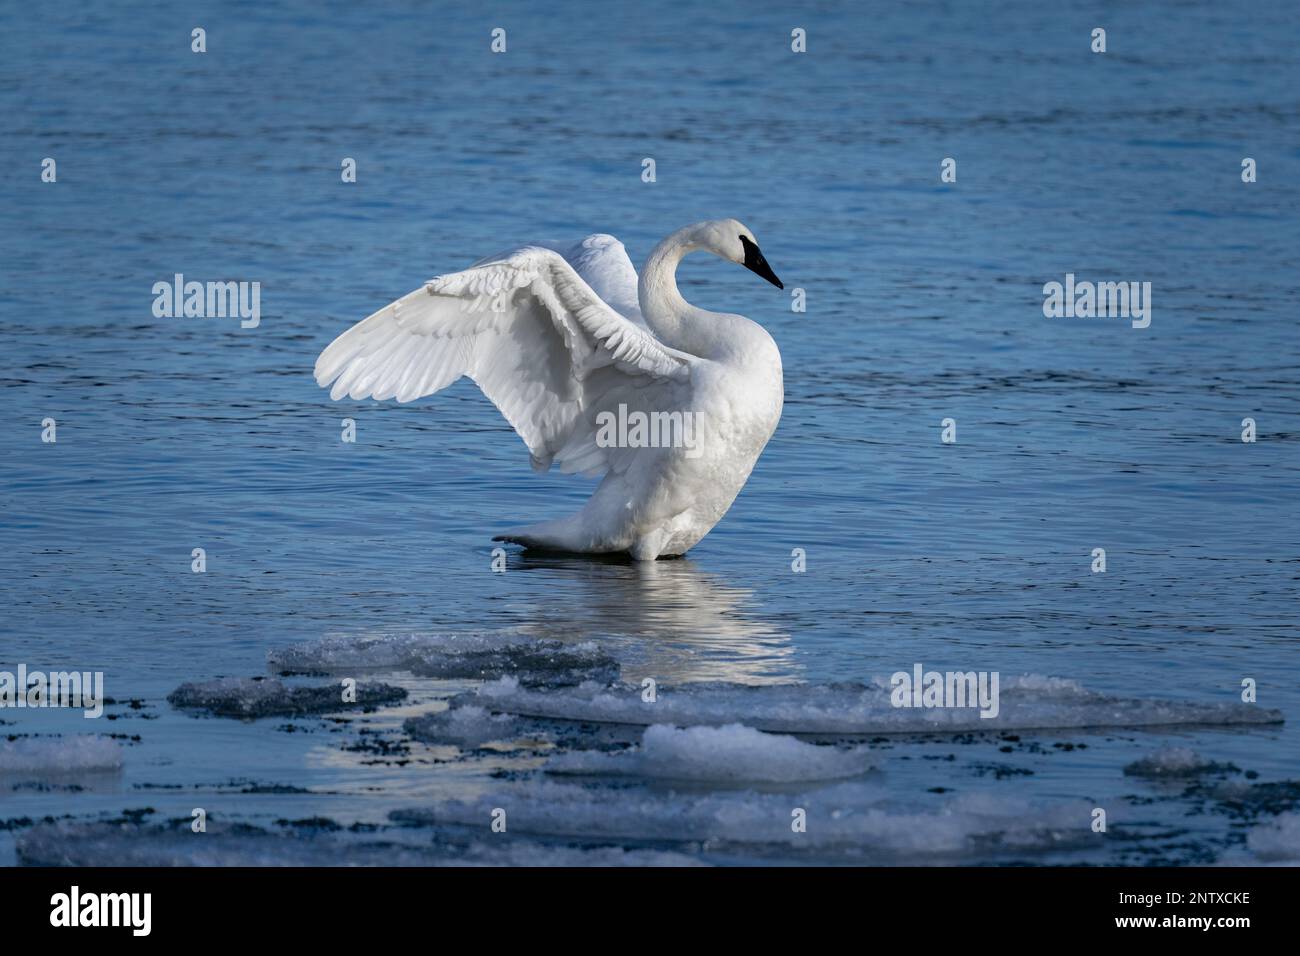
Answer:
[638, 227, 713, 355]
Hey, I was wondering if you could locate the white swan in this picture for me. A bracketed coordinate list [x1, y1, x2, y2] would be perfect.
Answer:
[313, 219, 785, 560]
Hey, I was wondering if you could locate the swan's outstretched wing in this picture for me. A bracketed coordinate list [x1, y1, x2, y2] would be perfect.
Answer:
[314, 239, 693, 475]
[551, 234, 646, 328]
[469, 233, 644, 326]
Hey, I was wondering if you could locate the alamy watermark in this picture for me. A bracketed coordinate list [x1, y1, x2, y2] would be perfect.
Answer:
[595, 403, 703, 457]
[0, 664, 104, 718]
[152, 274, 260, 328]
[50, 886, 150, 936]
[890, 663, 1000, 719]
[1042, 273, 1151, 329]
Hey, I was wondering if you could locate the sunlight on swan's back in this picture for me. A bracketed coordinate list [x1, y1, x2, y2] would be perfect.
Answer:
[314, 220, 785, 560]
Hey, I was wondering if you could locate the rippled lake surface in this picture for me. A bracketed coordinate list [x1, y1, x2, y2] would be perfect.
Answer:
[2, 0, 1298, 865]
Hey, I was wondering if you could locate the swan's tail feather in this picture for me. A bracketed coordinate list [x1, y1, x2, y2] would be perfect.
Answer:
[492, 519, 570, 551]
[493, 515, 619, 554]
[492, 531, 540, 547]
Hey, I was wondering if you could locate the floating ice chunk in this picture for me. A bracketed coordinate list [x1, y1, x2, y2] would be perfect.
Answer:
[15, 821, 703, 867]
[1123, 747, 1221, 778]
[391, 779, 1092, 858]
[404, 705, 635, 752]
[547, 723, 876, 782]
[405, 705, 522, 749]
[400, 702, 634, 754]
[0, 736, 123, 775]
[1201, 777, 1300, 817]
[167, 677, 406, 718]
[1246, 813, 1300, 863]
[463, 675, 1282, 735]
[268, 632, 618, 687]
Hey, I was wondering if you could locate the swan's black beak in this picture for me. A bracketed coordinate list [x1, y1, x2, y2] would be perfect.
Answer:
[739, 235, 783, 290]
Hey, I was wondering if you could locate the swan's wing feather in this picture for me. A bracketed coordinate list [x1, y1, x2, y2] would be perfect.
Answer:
[314, 244, 692, 473]
[548, 367, 691, 478]
[504, 233, 645, 327]
[557, 234, 645, 327]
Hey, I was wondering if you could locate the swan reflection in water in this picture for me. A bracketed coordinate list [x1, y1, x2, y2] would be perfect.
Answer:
[507, 553, 796, 686]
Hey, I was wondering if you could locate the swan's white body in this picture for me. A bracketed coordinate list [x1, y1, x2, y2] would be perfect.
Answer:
[314, 219, 784, 560]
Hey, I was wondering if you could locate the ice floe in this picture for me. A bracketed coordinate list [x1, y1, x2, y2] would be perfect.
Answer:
[546, 723, 876, 782]
[456, 675, 1282, 735]
[390, 779, 1092, 859]
[1123, 747, 1226, 778]
[0, 736, 123, 775]
[1245, 813, 1300, 863]
[404, 704, 636, 752]
[268, 632, 619, 687]
[405, 705, 525, 749]
[167, 677, 406, 718]
[15, 821, 703, 867]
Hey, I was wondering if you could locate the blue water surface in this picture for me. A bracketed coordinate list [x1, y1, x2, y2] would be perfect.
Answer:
[1, 0, 1297, 865]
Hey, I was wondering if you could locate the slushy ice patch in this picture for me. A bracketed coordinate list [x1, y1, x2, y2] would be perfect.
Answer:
[1245, 813, 1300, 863]
[545, 723, 877, 782]
[16, 821, 703, 867]
[268, 632, 619, 686]
[0, 735, 123, 775]
[391, 780, 1093, 859]
[1123, 747, 1231, 778]
[459, 675, 1282, 735]
[404, 704, 637, 751]
[405, 705, 524, 749]
[168, 677, 406, 718]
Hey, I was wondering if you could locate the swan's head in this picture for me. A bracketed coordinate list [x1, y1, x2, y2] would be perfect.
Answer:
[693, 219, 783, 290]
